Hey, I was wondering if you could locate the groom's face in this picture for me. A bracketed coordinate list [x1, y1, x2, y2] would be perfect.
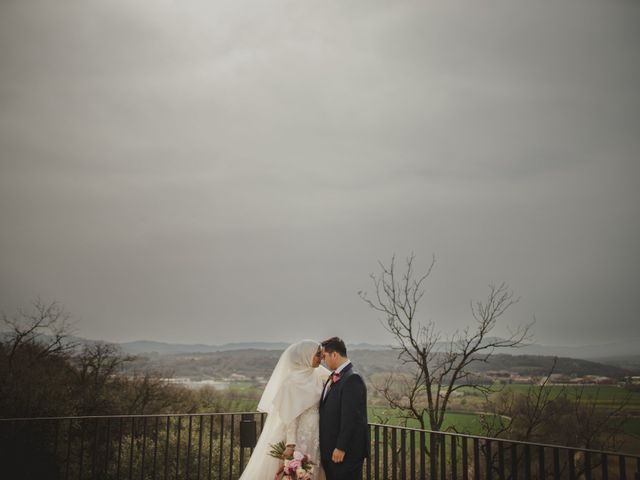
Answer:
[322, 349, 341, 370]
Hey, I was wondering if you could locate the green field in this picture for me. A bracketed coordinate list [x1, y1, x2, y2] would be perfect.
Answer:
[369, 383, 640, 440]
[369, 407, 490, 435]
[490, 384, 640, 406]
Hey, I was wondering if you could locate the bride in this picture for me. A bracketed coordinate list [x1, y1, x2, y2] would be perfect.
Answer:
[239, 340, 329, 480]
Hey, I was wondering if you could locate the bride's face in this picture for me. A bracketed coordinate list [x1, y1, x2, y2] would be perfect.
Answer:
[310, 346, 322, 368]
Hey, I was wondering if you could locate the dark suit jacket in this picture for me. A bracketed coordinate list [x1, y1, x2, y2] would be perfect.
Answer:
[319, 362, 369, 474]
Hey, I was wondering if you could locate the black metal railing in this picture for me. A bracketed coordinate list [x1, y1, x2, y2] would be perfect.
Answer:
[0, 412, 265, 480]
[1, 414, 638, 479]
[367, 423, 640, 480]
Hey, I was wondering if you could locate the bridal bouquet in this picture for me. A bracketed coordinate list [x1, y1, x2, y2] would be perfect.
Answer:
[269, 441, 315, 480]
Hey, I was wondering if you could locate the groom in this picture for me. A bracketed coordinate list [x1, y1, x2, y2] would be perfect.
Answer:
[319, 337, 369, 480]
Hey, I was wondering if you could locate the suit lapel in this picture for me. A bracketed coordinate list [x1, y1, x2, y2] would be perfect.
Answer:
[321, 374, 332, 405]
[322, 363, 354, 404]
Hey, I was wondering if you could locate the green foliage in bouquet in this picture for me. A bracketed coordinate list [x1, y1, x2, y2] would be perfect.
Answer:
[268, 441, 289, 459]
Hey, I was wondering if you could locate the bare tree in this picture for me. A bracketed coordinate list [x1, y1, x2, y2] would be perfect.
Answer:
[71, 342, 134, 415]
[478, 358, 559, 440]
[2, 298, 75, 366]
[479, 360, 631, 476]
[0, 299, 76, 417]
[359, 254, 531, 432]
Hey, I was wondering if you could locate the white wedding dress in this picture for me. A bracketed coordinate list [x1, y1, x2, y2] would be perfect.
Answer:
[239, 341, 329, 480]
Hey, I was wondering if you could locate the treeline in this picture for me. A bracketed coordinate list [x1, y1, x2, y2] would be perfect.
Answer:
[0, 300, 260, 420]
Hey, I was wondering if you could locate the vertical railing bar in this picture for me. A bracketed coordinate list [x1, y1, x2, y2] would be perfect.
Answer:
[420, 430, 426, 480]
[239, 417, 245, 472]
[141, 417, 148, 480]
[568, 449, 576, 480]
[430, 432, 437, 480]
[383, 426, 389, 480]
[128, 417, 136, 480]
[584, 451, 592, 480]
[218, 415, 224, 480]
[392, 427, 397, 480]
[538, 446, 545, 480]
[176, 416, 183, 480]
[152, 416, 159, 479]
[364, 425, 373, 480]
[440, 434, 447, 480]
[524, 444, 531, 480]
[197, 415, 204, 480]
[553, 448, 560, 480]
[498, 441, 505, 480]
[250, 414, 256, 457]
[410, 430, 416, 480]
[601, 453, 608, 480]
[366, 425, 371, 480]
[208, 415, 214, 480]
[13, 420, 24, 479]
[374, 425, 380, 480]
[164, 416, 171, 480]
[486, 440, 493, 480]
[92, 418, 99, 480]
[451, 435, 458, 480]
[401, 428, 407, 480]
[229, 414, 235, 479]
[52, 419, 60, 467]
[117, 417, 124, 480]
[473, 438, 480, 480]
[186, 415, 193, 480]
[462, 436, 468, 480]
[511, 443, 518, 480]
[105, 418, 111, 477]
[65, 418, 73, 480]
[79, 418, 86, 480]
[618, 455, 626, 480]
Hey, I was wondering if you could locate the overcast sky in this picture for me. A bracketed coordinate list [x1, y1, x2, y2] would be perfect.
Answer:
[1, 0, 638, 347]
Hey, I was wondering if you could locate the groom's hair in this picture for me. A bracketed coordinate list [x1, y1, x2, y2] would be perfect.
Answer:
[321, 337, 347, 357]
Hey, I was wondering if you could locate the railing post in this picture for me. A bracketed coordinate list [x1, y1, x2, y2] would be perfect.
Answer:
[239, 413, 257, 449]
[239, 413, 257, 473]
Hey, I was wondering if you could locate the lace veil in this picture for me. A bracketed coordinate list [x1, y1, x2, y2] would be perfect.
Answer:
[258, 340, 329, 424]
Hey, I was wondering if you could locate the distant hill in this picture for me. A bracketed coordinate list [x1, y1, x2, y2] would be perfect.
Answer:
[118, 340, 289, 355]
[472, 353, 631, 378]
[9, 332, 635, 364]
[512, 339, 640, 360]
[587, 355, 640, 374]
[116, 340, 391, 355]
[115, 337, 638, 358]
[117, 347, 631, 382]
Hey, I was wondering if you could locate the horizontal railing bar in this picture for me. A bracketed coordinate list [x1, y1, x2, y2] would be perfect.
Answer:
[0, 411, 262, 422]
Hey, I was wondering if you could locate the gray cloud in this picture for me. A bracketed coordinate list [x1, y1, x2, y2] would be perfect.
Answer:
[1, 0, 639, 346]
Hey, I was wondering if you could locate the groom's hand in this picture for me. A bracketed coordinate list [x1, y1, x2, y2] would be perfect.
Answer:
[331, 448, 345, 463]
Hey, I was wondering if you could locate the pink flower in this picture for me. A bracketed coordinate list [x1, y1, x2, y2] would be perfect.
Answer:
[288, 459, 301, 470]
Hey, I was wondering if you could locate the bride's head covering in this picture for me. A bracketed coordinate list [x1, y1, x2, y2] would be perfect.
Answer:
[257, 340, 330, 424]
